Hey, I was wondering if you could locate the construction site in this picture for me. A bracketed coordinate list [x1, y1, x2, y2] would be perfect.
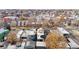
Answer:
[0, 9, 79, 49]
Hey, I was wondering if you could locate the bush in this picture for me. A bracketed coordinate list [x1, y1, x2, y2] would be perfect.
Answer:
[45, 32, 67, 48]
[6, 31, 17, 44]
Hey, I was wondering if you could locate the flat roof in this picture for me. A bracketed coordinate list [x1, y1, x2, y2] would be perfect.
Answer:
[57, 27, 70, 34]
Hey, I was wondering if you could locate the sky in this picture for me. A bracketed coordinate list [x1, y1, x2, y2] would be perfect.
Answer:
[0, 0, 78, 9]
